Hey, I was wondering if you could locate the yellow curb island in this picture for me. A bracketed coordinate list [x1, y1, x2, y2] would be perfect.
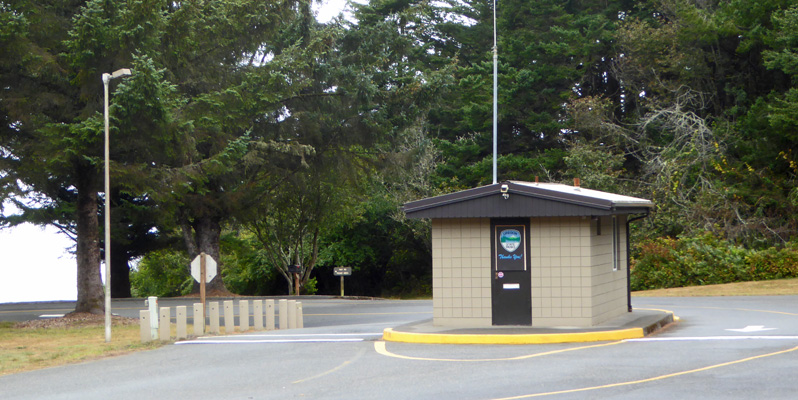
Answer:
[382, 327, 646, 345]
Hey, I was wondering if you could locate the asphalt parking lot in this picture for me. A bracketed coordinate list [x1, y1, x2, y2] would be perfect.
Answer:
[2, 296, 797, 399]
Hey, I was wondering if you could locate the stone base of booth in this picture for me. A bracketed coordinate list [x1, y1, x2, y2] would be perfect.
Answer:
[382, 309, 675, 345]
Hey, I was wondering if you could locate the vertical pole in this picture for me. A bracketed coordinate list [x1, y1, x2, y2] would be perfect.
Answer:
[294, 272, 300, 296]
[340, 276, 344, 297]
[102, 73, 112, 343]
[492, 0, 498, 185]
[200, 252, 207, 319]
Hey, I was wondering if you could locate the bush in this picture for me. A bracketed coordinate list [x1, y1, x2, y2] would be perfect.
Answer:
[630, 233, 749, 290]
[746, 243, 798, 280]
[632, 234, 798, 291]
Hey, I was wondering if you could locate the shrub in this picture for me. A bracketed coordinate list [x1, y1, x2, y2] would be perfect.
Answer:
[746, 243, 798, 280]
[630, 233, 749, 290]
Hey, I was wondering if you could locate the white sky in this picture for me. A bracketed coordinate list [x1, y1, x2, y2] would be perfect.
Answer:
[0, 0, 352, 304]
[0, 223, 77, 303]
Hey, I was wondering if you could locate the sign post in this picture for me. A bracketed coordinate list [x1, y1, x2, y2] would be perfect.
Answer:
[333, 266, 352, 297]
[191, 253, 217, 319]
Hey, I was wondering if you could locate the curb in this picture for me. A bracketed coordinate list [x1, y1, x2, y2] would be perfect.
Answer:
[382, 311, 675, 345]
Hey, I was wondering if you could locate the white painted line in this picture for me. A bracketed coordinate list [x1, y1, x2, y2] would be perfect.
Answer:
[726, 325, 778, 333]
[234, 333, 384, 338]
[626, 336, 798, 342]
[175, 338, 365, 345]
[39, 314, 66, 318]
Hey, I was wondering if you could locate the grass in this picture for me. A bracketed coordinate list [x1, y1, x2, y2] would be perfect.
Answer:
[632, 277, 798, 297]
[0, 320, 162, 376]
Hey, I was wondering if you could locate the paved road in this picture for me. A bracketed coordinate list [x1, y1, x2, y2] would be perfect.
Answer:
[2, 296, 797, 399]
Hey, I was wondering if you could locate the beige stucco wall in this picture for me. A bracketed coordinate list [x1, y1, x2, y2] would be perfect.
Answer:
[431, 215, 629, 328]
[431, 218, 493, 327]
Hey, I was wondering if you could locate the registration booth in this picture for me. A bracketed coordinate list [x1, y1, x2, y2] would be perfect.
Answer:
[403, 180, 653, 328]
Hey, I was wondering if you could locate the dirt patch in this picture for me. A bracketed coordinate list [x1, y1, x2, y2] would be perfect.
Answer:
[14, 312, 138, 330]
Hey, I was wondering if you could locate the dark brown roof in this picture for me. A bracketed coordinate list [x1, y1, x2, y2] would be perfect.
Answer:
[403, 181, 653, 219]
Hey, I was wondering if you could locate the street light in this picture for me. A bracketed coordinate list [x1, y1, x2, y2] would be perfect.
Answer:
[102, 67, 131, 342]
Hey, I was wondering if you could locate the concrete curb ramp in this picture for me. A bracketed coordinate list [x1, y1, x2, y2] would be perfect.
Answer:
[382, 310, 674, 345]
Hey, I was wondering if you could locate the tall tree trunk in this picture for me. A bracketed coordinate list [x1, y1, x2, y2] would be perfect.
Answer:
[74, 166, 104, 314]
[182, 214, 227, 293]
[110, 249, 131, 298]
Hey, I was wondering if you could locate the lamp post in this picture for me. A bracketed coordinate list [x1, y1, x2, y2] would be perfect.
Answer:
[102, 68, 131, 342]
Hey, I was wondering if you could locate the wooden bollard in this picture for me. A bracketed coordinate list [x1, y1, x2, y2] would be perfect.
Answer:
[278, 299, 288, 329]
[287, 300, 297, 329]
[297, 302, 304, 329]
[159, 307, 171, 341]
[139, 310, 151, 343]
[223, 300, 235, 334]
[253, 300, 264, 331]
[176, 306, 187, 340]
[193, 303, 204, 336]
[265, 299, 275, 330]
[239, 300, 249, 332]
[209, 302, 220, 334]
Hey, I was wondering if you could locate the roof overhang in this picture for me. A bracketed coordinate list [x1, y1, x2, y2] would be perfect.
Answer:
[403, 181, 654, 219]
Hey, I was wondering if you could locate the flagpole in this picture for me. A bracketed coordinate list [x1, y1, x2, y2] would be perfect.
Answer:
[492, 0, 498, 184]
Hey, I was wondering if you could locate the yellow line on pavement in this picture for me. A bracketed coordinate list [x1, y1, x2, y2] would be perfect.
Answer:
[292, 348, 366, 384]
[374, 340, 624, 362]
[491, 345, 798, 399]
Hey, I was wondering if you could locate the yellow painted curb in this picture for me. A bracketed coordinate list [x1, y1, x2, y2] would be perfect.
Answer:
[382, 327, 646, 345]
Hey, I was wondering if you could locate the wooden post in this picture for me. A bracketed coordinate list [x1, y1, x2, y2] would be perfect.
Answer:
[340, 275, 345, 297]
[159, 307, 170, 341]
[139, 310, 151, 343]
[209, 302, 220, 334]
[265, 299, 275, 330]
[287, 300, 297, 329]
[176, 306, 187, 340]
[294, 272, 300, 296]
[253, 300, 263, 331]
[200, 252, 207, 319]
[223, 300, 235, 333]
[193, 303, 204, 336]
[278, 299, 288, 329]
[239, 300, 249, 332]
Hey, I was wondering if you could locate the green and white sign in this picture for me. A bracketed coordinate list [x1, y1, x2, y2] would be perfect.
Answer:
[495, 225, 526, 271]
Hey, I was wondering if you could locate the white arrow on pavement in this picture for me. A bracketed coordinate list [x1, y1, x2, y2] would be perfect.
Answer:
[726, 325, 778, 333]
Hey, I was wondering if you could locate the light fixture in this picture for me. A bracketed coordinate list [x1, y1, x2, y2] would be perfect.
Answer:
[103, 67, 131, 343]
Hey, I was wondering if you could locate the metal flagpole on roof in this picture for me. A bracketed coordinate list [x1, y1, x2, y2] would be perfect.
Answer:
[492, 0, 498, 184]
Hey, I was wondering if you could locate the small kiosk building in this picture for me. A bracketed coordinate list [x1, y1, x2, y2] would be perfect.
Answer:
[403, 180, 654, 328]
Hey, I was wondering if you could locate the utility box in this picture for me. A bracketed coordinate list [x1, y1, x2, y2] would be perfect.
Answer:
[403, 181, 653, 328]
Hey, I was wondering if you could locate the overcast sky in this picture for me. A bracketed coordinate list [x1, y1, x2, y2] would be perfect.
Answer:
[0, 0, 352, 304]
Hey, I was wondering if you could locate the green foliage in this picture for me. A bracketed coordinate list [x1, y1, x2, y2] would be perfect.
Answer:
[745, 243, 798, 280]
[130, 250, 192, 297]
[631, 234, 798, 290]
